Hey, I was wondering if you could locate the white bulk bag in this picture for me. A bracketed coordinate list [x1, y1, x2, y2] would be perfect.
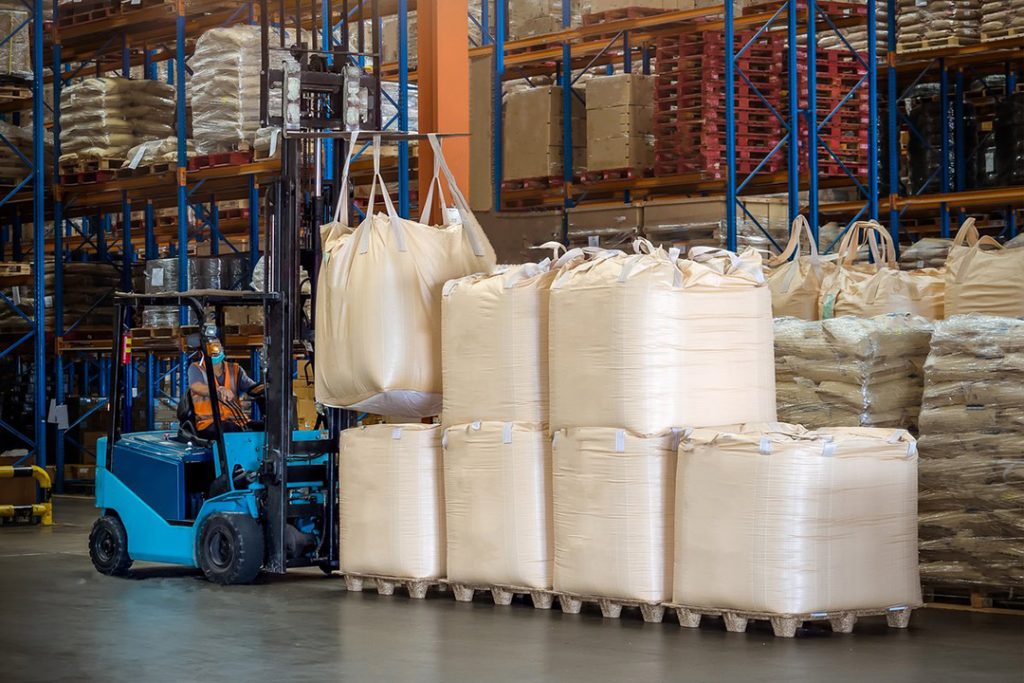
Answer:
[552, 427, 678, 603]
[442, 246, 582, 427]
[674, 424, 922, 614]
[316, 134, 497, 416]
[945, 218, 1024, 318]
[443, 422, 552, 589]
[338, 423, 445, 579]
[549, 241, 776, 435]
[766, 216, 838, 320]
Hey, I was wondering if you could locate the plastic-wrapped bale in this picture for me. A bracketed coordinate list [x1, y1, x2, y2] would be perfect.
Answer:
[900, 237, 952, 270]
[0, 8, 30, 79]
[552, 427, 677, 604]
[775, 315, 934, 431]
[442, 250, 577, 427]
[443, 422, 551, 591]
[123, 137, 195, 170]
[142, 258, 189, 328]
[59, 78, 174, 162]
[896, 0, 981, 51]
[549, 242, 775, 435]
[980, 0, 1024, 40]
[675, 424, 922, 618]
[510, 0, 581, 39]
[339, 424, 445, 582]
[917, 315, 1024, 592]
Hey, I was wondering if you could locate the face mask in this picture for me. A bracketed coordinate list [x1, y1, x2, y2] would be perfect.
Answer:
[210, 347, 225, 365]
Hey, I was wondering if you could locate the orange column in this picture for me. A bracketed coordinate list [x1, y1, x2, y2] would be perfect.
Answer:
[417, 0, 470, 219]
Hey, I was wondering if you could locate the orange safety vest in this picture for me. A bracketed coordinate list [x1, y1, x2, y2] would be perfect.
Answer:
[190, 360, 249, 431]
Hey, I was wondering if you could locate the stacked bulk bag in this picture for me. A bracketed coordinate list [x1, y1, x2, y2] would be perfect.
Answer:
[766, 216, 838, 320]
[818, 221, 945, 320]
[443, 422, 552, 590]
[774, 315, 934, 430]
[552, 428, 678, 603]
[944, 218, 1024, 318]
[675, 424, 922, 615]
[316, 133, 496, 416]
[549, 241, 776, 434]
[338, 424, 445, 580]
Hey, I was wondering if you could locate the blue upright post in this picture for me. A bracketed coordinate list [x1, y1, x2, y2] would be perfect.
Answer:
[787, 0, 799, 225]
[52, 0, 64, 487]
[939, 59, 950, 237]
[397, 0, 410, 218]
[209, 199, 220, 256]
[144, 201, 156, 259]
[492, 0, 506, 211]
[31, 0, 46, 468]
[806, 0, 819, 242]
[725, 0, 737, 251]
[867, 0, 879, 221]
[321, 0, 333, 183]
[481, 0, 490, 45]
[13, 215, 21, 260]
[560, 2, 573, 201]
[121, 194, 132, 291]
[145, 352, 155, 431]
[886, 0, 899, 244]
[175, 2, 189, 394]
[248, 175, 259, 274]
[953, 68, 965, 193]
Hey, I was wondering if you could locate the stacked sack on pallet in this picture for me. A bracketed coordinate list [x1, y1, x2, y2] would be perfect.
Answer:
[59, 77, 174, 164]
[774, 314, 934, 431]
[819, 0, 888, 54]
[917, 315, 1024, 591]
[123, 137, 196, 171]
[900, 236, 952, 270]
[980, 0, 1024, 41]
[0, 1, 30, 79]
[548, 242, 776, 607]
[322, 134, 496, 586]
[896, 0, 981, 51]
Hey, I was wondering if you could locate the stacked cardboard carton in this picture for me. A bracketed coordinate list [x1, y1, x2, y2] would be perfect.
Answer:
[503, 86, 586, 181]
[585, 74, 654, 173]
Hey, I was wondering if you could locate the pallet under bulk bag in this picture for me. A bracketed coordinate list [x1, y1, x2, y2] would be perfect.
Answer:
[315, 134, 497, 416]
[765, 216, 838, 320]
[441, 247, 580, 427]
[818, 221, 945, 320]
[944, 218, 1024, 318]
[674, 424, 922, 615]
[552, 427, 678, 603]
[443, 422, 552, 589]
[549, 242, 775, 435]
[338, 423, 445, 580]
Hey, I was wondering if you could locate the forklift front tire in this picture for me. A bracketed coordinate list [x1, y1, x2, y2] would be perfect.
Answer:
[89, 515, 133, 576]
[197, 513, 264, 585]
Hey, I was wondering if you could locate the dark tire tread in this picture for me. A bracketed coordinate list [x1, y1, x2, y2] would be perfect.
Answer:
[89, 515, 133, 576]
[197, 513, 264, 585]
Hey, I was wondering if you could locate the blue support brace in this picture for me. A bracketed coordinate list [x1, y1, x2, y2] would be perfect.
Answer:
[492, 0, 506, 211]
[806, 0, 819, 241]
[786, 0, 799, 225]
[725, 0, 737, 251]
[867, 0, 879, 221]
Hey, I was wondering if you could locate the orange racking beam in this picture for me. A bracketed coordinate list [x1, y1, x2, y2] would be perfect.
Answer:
[417, 0, 470, 214]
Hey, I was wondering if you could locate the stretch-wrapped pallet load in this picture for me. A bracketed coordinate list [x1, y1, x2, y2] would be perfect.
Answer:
[820, 1, 888, 53]
[980, 0, 1024, 41]
[503, 85, 586, 181]
[123, 137, 195, 170]
[0, 8, 30, 79]
[896, 0, 981, 52]
[443, 422, 552, 591]
[339, 424, 445, 582]
[900, 237, 952, 270]
[585, 74, 654, 172]
[917, 315, 1024, 592]
[675, 424, 922, 621]
[553, 427, 678, 604]
[549, 242, 775, 435]
[142, 258, 188, 328]
[774, 315, 933, 431]
[59, 78, 174, 163]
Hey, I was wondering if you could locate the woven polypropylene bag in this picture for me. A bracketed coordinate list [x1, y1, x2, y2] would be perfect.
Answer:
[766, 216, 839, 320]
[945, 218, 1024, 318]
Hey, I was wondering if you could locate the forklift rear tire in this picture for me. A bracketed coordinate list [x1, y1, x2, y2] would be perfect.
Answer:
[89, 515, 133, 576]
[197, 513, 264, 585]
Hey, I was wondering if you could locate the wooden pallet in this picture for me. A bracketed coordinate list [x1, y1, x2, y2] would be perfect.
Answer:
[666, 603, 917, 638]
[131, 326, 179, 339]
[501, 175, 565, 191]
[923, 586, 1024, 611]
[897, 36, 978, 54]
[556, 592, 666, 623]
[341, 573, 445, 599]
[188, 150, 253, 171]
[448, 583, 555, 610]
[981, 27, 1024, 42]
[579, 167, 653, 183]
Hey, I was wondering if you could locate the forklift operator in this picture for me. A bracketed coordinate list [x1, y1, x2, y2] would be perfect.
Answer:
[188, 337, 263, 437]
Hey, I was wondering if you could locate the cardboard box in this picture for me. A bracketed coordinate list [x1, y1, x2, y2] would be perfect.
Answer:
[509, 0, 581, 39]
[503, 86, 586, 180]
[585, 74, 654, 171]
[476, 210, 563, 264]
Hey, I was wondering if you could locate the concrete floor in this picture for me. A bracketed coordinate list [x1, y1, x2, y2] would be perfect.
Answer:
[1, 497, 1022, 683]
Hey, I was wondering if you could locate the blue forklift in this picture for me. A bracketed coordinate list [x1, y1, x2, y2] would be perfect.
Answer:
[89, 292, 339, 584]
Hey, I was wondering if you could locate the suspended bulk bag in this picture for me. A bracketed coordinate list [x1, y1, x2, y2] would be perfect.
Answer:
[766, 216, 838, 320]
[818, 221, 945, 320]
[945, 218, 1024, 318]
[675, 424, 922, 615]
[552, 427, 679, 603]
[549, 241, 776, 435]
[338, 423, 445, 580]
[315, 134, 497, 416]
[443, 422, 552, 590]
[442, 246, 583, 427]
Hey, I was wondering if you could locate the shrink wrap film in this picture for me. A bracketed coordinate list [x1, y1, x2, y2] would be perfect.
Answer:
[60, 78, 174, 161]
[442, 248, 580, 427]
[917, 315, 1024, 591]
[774, 315, 933, 430]
[443, 422, 552, 589]
[944, 219, 1024, 318]
[980, 0, 1024, 37]
[900, 237, 952, 270]
[818, 221, 945, 320]
[549, 242, 776, 435]
[674, 424, 922, 614]
[552, 427, 678, 603]
[338, 424, 445, 580]
[123, 137, 195, 169]
[315, 134, 496, 416]
[896, 0, 981, 48]
[765, 216, 839, 320]
[0, 9, 30, 79]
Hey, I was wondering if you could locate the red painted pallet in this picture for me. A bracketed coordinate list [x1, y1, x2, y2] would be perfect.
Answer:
[579, 167, 653, 183]
[187, 150, 253, 170]
[501, 176, 565, 191]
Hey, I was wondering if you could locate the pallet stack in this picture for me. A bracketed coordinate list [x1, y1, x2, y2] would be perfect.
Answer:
[654, 30, 785, 179]
[980, 0, 1024, 41]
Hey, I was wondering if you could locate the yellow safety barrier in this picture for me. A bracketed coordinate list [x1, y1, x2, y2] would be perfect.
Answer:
[0, 465, 53, 526]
